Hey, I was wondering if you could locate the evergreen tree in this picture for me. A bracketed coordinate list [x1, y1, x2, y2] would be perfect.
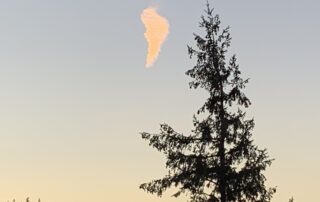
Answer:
[140, 2, 275, 202]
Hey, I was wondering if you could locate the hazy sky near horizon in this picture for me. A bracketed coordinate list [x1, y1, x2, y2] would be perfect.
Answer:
[0, 0, 319, 201]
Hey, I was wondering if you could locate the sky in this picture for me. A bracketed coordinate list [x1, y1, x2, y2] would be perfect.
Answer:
[0, 0, 319, 201]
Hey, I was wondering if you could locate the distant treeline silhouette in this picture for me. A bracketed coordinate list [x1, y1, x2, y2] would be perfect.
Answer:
[5, 197, 40, 202]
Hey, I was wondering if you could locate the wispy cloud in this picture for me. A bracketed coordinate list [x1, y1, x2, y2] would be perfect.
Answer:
[141, 6, 169, 68]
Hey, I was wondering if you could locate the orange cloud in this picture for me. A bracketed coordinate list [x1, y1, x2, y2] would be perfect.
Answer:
[141, 6, 169, 68]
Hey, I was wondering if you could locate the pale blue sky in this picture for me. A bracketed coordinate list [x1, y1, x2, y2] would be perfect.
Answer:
[0, 0, 319, 201]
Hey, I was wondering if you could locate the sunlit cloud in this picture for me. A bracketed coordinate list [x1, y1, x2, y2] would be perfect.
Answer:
[141, 6, 169, 68]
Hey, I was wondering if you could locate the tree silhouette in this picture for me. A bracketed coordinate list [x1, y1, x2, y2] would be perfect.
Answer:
[140, 2, 276, 202]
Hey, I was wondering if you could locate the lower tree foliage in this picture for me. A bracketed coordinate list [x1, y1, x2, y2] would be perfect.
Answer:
[140, 2, 276, 202]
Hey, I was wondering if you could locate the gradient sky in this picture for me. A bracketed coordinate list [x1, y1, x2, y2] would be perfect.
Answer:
[0, 0, 319, 201]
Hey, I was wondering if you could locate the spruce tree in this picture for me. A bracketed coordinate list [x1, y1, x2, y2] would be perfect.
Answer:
[140, 2, 275, 202]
